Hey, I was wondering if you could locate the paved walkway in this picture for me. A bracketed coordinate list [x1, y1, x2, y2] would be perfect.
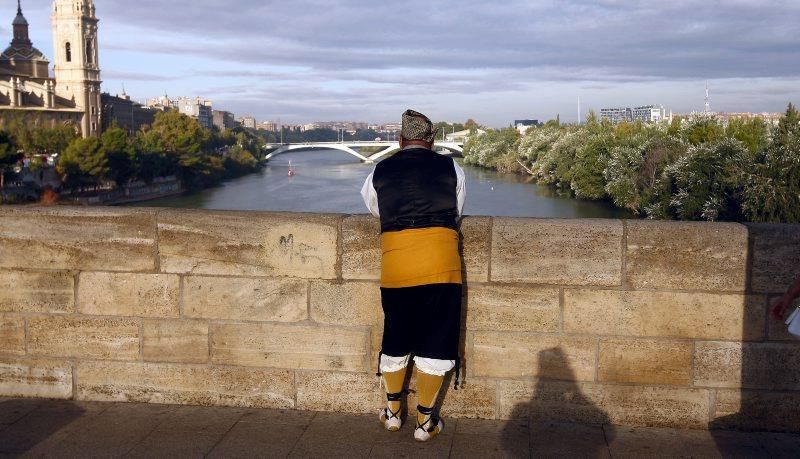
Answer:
[1, 398, 799, 458]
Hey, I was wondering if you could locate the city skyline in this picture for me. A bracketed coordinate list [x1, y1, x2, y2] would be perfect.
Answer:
[8, 0, 800, 127]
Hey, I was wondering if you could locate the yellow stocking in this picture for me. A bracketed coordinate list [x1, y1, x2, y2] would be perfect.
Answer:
[416, 371, 444, 425]
[383, 367, 407, 414]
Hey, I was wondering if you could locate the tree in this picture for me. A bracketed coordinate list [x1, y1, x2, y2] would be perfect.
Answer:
[30, 125, 78, 156]
[149, 110, 213, 188]
[683, 117, 725, 145]
[463, 127, 518, 170]
[649, 139, 748, 221]
[101, 127, 135, 186]
[0, 131, 21, 200]
[464, 119, 481, 132]
[741, 103, 800, 223]
[726, 117, 769, 154]
[57, 137, 108, 191]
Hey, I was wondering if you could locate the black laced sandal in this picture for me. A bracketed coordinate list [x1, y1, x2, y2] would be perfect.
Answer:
[379, 391, 403, 431]
[414, 405, 444, 442]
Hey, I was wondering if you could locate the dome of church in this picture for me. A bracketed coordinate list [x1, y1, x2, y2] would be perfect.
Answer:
[12, 12, 27, 26]
[0, 43, 46, 61]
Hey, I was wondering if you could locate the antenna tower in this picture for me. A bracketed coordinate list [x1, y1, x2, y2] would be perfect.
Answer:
[704, 81, 711, 114]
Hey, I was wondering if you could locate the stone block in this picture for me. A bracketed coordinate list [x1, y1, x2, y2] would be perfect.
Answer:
[211, 323, 369, 371]
[296, 370, 384, 414]
[0, 270, 74, 314]
[0, 207, 157, 272]
[748, 223, 800, 294]
[0, 316, 25, 355]
[143, 320, 209, 364]
[309, 281, 381, 326]
[341, 215, 380, 280]
[466, 285, 560, 332]
[694, 341, 800, 390]
[625, 221, 747, 291]
[0, 357, 72, 399]
[76, 361, 294, 408]
[598, 339, 692, 386]
[491, 218, 623, 286]
[711, 389, 800, 433]
[407, 375, 497, 419]
[27, 316, 140, 360]
[157, 209, 338, 279]
[497, 379, 710, 429]
[78, 272, 180, 318]
[472, 332, 596, 380]
[184, 276, 307, 322]
[565, 289, 766, 340]
[460, 216, 491, 282]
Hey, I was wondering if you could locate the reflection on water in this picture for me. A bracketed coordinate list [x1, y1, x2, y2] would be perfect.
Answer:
[131, 149, 631, 219]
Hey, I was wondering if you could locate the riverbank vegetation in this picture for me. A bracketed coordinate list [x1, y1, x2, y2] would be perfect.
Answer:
[464, 104, 800, 223]
[1, 110, 263, 200]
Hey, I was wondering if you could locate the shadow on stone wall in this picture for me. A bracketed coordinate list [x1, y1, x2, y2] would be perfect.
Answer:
[431, 227, 470, 411]
[501, 347, 615, 457]
[710, 224, 800, 449]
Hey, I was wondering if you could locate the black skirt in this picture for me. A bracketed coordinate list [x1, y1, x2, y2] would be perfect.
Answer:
[379, 283, 463, 361]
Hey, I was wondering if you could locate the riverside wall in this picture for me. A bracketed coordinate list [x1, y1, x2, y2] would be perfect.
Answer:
[0, 207, 798, 432]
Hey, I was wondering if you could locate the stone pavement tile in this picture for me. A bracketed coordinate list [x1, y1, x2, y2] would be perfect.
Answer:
[450, 418, 528, 459]
[369, 418, 455, 459]
[751, 432, 800, 458]
[126, 429, 225, 459]
[238, 407, 316, 426]
[710, 430, 800, 458]
[609, 426, 724, 458]
[289, 412, 385, 458]
[0, 398, 42, 425]
[25, 402, 176, 457]
[0, 400, 94, 454]
[529, 422, 610, 458]
[208, 419, 309, 459]
[152, 404, 246, 434]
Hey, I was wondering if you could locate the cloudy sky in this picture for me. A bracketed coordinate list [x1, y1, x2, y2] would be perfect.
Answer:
[8, 0, 800, 126]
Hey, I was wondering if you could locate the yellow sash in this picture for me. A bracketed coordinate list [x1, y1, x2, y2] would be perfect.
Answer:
[380, 227, 462, 288]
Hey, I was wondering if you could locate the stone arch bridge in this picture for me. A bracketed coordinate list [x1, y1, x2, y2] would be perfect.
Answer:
[263, 141, 464, 163]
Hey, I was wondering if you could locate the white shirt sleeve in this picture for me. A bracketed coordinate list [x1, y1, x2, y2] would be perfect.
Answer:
[453, 160, 466, 217]
[360, 169, 380, 218]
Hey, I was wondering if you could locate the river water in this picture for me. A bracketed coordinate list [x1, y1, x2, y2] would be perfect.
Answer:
[132, 149, 629, 218]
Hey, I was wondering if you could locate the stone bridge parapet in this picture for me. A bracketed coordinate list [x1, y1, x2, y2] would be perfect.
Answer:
[0, 207, 798, 432]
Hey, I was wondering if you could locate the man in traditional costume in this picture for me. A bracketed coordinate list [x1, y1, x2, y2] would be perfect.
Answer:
[361, 109, 466, 442]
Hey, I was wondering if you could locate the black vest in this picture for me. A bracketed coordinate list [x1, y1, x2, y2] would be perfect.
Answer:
[373, 147, 459, 233]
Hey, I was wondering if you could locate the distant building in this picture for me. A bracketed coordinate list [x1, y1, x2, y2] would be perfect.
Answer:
[258, 120, 277, 132]
[239, 115, 256, 129]
[379, 123, 402, 133]
[174, 96, 212, 129]
[145, 94, 172, 111]
[101, 90, 155, 134]
[707, 112, 783, 126]
[0, 1, 102, 137]
[301, 123, 318, 132]
[514, 119, 539, 134]
[601, 105, 669, 124]
[212, 110, 235, 130]
[445, 128, 486, 143]
[600, 107, 631, 124]
[631, 105, 667, 123]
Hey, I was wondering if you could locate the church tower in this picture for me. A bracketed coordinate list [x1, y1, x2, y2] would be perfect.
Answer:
[51, 0, 101, 137]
